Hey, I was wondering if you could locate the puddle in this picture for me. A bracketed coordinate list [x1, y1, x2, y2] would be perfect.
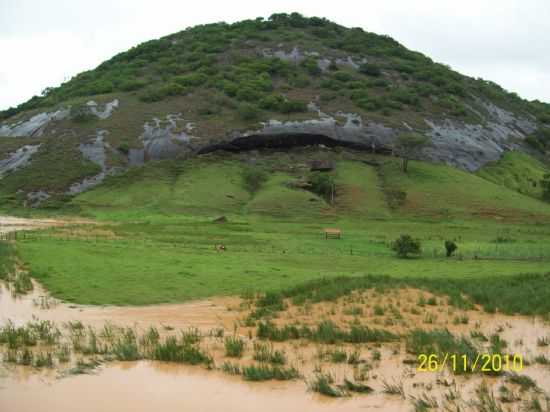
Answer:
[0, 281, 239, 333]
[0, 361, 412, 412]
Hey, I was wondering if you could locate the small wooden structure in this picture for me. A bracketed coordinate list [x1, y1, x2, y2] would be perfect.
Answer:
[323, 228, 342, 240]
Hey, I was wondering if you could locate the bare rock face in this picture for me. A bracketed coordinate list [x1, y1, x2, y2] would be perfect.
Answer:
[68, 130, 112, 195]
[0, 109, 69, 137]
[67, 171, 108, 195]
[85, 99, 119, 120]
[423, 100, 537, 171]
[26, 191, 50, 207]
[79, 130, 108, 169]
[261, 46, 367, 72]
[0, 99, 119, 138]
[141, 114, 198, 160]
[1, 86, 540, 201]
[128, 148, 145, 166]
[192, 97, 535, 172]
[0, 144, 41, 176]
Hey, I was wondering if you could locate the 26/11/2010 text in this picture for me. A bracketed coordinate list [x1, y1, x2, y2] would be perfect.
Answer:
[417, 353, 523, 373]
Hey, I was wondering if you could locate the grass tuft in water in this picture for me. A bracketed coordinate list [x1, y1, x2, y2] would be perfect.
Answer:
[224, 336, 245, 358]
[252, 342, 286, 364]
[308, 373, 346, 397]
[242, 364, 300, 381]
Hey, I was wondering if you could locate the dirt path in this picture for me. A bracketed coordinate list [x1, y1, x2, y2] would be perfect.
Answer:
[0, 215, 76, 234]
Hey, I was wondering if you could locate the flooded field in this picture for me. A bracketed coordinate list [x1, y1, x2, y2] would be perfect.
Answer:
[1, 361, 410, 412]
[1, 217, 550, 411]
[1, 277, 550, 411]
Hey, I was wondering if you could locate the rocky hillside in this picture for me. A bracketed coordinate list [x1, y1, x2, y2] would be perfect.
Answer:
[1, 13, 549, 208]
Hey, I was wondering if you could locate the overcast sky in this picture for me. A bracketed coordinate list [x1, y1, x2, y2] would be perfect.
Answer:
[1, 0, 549, 111]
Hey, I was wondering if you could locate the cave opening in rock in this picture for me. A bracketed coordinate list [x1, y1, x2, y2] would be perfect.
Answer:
[196, 133, 392, 155]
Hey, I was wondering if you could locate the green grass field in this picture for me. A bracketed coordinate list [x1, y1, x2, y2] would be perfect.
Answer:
[476, 151, 549, 199]
[8, 150, 550, 306]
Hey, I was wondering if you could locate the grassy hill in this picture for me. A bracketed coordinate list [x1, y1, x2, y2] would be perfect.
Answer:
[63, 148, 549, 223]
[1, 13, 550, 212]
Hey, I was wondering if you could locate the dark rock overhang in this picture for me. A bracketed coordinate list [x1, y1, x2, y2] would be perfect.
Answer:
[196, 133, 393, 155]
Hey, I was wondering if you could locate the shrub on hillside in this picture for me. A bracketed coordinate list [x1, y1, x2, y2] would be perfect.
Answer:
[237, 103, 260, 120]
[173, 73, 208, 87]
[301, 58, 321, 76]
[289, 74, 311, 88]
[359, 63, 381, 77]
[119, 79, 148, 92]
[526, 129, 550, 152]
[445, 240, 458, 257]
[139, 83, 185, 102]
[391, 234, 421, 258]
[525, 135, 545, 152]
[309, 172, 335, 201]
[333, 71, 353, 82]
[389, 88, 419, 105]
[83, 80, 114, 95]
[259, 94, 285, 111]
[236, 87, 263, 102]
[69, 105, 94, 123]
[117, 143, 130, 155]
[320, 79, 341, 91]
[242, 167, 268, 193]
[279, 100, 307, 114]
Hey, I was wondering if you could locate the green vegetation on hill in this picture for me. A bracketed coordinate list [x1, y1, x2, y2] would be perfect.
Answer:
[333, 161, 388, 218]
[2, 13, 549, 127]
[1, 13, 549, 213]
[67, 151, 550, 222]
[476, 151, 549, 199]
[0, 136, 101, 208]
[378, 157, 550, 220]
[245, 172, 327, 217]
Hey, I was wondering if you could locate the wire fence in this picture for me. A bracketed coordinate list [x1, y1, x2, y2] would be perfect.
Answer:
[5, 229, 550, 262]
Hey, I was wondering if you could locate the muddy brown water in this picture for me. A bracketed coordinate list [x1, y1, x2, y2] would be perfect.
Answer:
[1, 216, 550, 411]
[0, 283, 409, 412]
[0, 362, 410, 412]
[2, 284, 550, 412]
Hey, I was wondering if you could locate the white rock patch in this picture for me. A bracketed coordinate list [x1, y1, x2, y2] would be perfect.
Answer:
[0, 144, 41, 177]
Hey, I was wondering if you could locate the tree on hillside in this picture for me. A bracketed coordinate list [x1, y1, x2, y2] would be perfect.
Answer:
[309, 172, 336, 203]
[444, 240, 458, 257]
[391, 234, 421, 258]
[541, 173, 550, 202]
[242, 166, 268, 193]
[395, 132, 430, 173]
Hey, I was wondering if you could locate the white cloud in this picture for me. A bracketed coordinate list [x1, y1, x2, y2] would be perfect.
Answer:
[1, 0, 549, 110]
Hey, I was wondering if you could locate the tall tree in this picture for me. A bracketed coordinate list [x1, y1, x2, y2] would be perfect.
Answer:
[395, 132, 430, 173]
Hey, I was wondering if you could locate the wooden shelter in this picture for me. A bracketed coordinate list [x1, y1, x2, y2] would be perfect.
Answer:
[323, 228, 342, 239]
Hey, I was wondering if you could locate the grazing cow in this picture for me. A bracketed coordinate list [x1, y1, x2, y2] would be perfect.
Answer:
[215, 244, 226, 252]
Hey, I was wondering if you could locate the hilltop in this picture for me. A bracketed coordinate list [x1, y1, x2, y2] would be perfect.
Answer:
[0, 12, 549, 215]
